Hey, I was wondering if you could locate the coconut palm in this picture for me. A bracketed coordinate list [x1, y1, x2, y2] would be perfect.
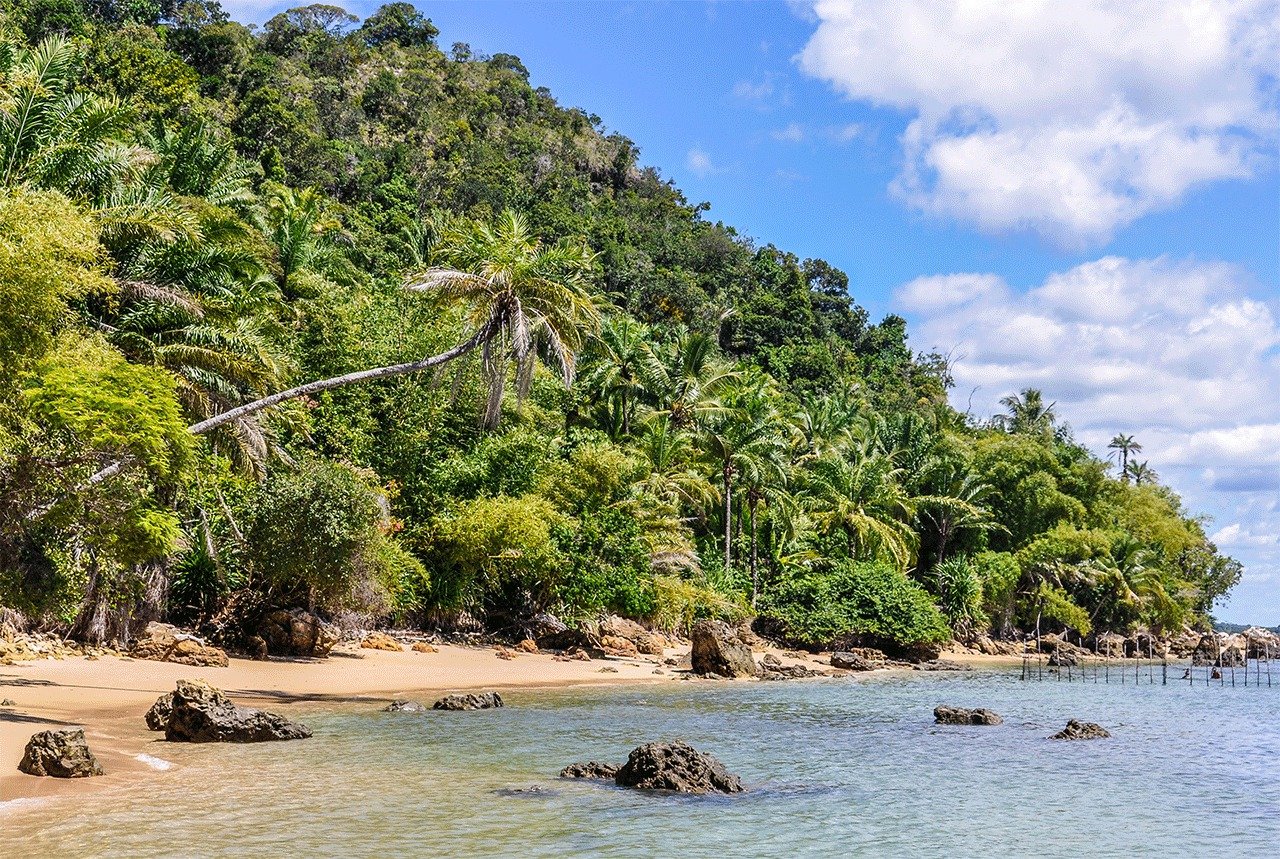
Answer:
[264, 185, 354, 298]
[1107, 433, 1142, 481]
[640, 330, 738, 430]
[578, 314, 652, 437]
[1126, 460, 1157, 486]
[916, 463, 1004, 564]
[997, 388, 1056, 436]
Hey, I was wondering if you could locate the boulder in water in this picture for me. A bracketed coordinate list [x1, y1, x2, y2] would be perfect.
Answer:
[145, 692, 174, 730]
[690, 620, 758, 678]
[18, 728, 104, 778]
[433, 692, 503, 711]
[934, 705, 1003, 726]
[559, 761, 618, 779]
[614, 741, 745, 794]
[165, 679, 312, 742]
[1050, 719, 1111, 740]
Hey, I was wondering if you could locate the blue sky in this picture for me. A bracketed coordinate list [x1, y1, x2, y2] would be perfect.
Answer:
[229, 1, 1280, 623]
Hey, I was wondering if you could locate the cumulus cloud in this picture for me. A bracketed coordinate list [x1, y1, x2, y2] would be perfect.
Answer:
[772, 123, 806, 143]
[897, 255, 1280, 618]
[798, 0, 1280, 244]
[686, 147, 719, 178]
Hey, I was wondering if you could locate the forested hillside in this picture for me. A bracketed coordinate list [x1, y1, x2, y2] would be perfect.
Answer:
[0, 1, 1241, 650]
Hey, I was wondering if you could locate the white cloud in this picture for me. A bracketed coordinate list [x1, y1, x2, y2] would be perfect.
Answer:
[772, 122, 806, 143]
[732, 78, 775, 102]
[798, 0, 1279, 244]
[686, 147, 718, 178]
[897, 255, 1280, 620]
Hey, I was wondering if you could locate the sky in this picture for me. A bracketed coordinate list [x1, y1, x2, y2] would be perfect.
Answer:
[226, 1, 1280, 623]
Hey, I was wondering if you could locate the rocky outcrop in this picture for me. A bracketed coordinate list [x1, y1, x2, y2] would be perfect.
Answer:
[894, 641, 943, 663]
[1047, 650, 1079, 667]
[559, 761, 618, 779]
[758, 653, 824, 680]
[1050, 719, 1111, 740]
[165, 679, 312, 742]
[913, 659, 972, 671]
[614, 741, 745, 794]
[433, 692, 503, 711]
[360, 632, 403, 652]
[690, 620, 757, 678]
[0, 633, 122, 664]
[530, 614, 596, 652]
[383, 699, 429, 712]
[514, 639, 539, 653]
[831, 651, 879, 671]
[258, 609, 340, 658]
[131, 622, 228, 668]
[145, 693, 174, 730]
[599, 635, 639, 657]
[18, 728, 104, 777]
[934, 705, 1003, 726]
[600, 616, 666, 656]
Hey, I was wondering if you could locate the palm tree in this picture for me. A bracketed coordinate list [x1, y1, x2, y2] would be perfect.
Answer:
[1126, 460, 1157, 486]
[640, 330, 738, 430]
[264, 185, 354, 298]
[791, 382, 860, 463]
[997, 388, 1056, 436]
[916, 464, 1004, 563]
[1108, 433, 1143, 481]
[578, 315, 652, 437]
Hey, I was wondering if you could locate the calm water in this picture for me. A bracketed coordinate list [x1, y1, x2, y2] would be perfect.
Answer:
[4, 669, 1279, 857]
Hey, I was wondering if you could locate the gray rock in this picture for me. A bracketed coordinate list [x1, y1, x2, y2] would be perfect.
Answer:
[912, 659, 971, 671]
[383, 699, 429, 712]
[165, 679, 312, 743]
[258, 608, 340, 658]
[1050, 719, 1111, 740]
[614, 741, 745, 794]
[18, 728, 103, 778]
[433, 692, 504, 711]
[690, 620, 758, 678]
[831, 652, 876, 671]
[559, 761, 618, 779]
[145, 692, 174, 730]
[934, 705, 1003, 726]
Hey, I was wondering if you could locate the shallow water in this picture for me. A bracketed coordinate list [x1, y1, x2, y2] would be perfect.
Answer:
[5, 669, 1279, 858]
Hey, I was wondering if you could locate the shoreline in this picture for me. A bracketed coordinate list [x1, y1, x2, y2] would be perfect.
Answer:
[0, 641, 1024, 807]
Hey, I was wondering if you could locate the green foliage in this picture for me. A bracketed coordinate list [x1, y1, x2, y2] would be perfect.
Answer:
[762, 560, 950, 649]
[551, 508, 654, 621]
[933, 556, 985, 636]
[651, 574, 747, 635]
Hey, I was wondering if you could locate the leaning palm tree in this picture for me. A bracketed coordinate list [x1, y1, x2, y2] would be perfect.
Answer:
[1108, 433, 1143, 482]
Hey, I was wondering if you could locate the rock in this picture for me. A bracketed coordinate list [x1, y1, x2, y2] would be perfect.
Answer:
[495, 648, 516, 660]
[1047, 650, 1079, 667]
[411, 642, 438, 653]
[165, 679, 312, 743]
[145, 693, 174, 731]
[912, 660, 972, 672]
[514, 639, 539, 654]
[569, 648, 591, 661]
[690, 620, 758, 678]
[533, 616, 597, 653]
[18, 728, 104, 778]
[0, 698, 15, 706]
[600, 635, 639, 657]
[560, 761, 618, 779]
[246, 635, 268, 661]
[1050, 719, 1111, 740]
[130, 622, 228, 668]
[613, 741, 745, 794]
[598, 666, 619, 673]
[360, 632, 403, 652]
[934, 705, 1003, 726]
[759, 663, 824, 681]
[258, 609, 339, 658]
[433, 692, 503, 711]
[831, 651, 877, 671]
[383, 700, 428, 712]
[895, 641, 943, 663]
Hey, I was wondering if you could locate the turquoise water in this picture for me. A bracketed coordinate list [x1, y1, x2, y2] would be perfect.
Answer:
[5, 669, 1279, 857]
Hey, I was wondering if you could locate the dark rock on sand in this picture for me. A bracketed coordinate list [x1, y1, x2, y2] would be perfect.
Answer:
[1050, 719, 1111, 740]
[383, 699, 429, 712]
[559, 761, 619, 779]
[934, 705, 1003, 726]
[259, 608, 340, 658]
[690, 620, 758, 679]
[165, 679, 312, 743]
[433, 692, 504, 711]
[145, 692, 174, 730]
[18, 728, 104, 777]
[831, 651, 877, 671]
[1047, 650, 1080, 667]
[758, 654, 824, 680]
[614, 741, 745, 794]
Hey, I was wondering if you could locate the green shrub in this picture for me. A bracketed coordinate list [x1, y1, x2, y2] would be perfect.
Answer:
[551, 508, 654, 620]
[934, 556, 986, 636]
[651, 575, 748, 635]
[761, 560, 949, 649]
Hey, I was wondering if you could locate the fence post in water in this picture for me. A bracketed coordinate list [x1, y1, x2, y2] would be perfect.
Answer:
[1162, 659, 1167, 686]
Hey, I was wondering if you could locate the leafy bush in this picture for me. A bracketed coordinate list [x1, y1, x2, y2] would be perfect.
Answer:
[934, 556, 986, 637]
[971, 550, 1021, 636]
[651, 575, 748, 635]
[551, 508, 654, 621]
[761, 560, 949, 650]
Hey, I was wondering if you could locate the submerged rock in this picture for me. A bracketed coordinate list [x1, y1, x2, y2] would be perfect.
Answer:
[1050, 719, 1111, 740]
[165, 679, 312, 743]
[432, 692, 504, 711]
[559, 761, 619, 780]
[145, 692, 175, 730]
[383, 699, 428, 712]
[934, 705, 1003, 726]
[912, 659, 972, 672]
[614, 741, 745, 794]
[259, 609, 340, 658]
[690, 620, 757, 678]
[131, 622, 229, 668]
[18, 728, 104, 778]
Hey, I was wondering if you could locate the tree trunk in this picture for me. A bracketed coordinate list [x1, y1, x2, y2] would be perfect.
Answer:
[723, 466, 732, 573]
[749, 498, 759, 609]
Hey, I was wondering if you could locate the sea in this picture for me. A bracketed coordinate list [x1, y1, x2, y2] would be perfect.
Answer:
[4, 667, 1278, 857]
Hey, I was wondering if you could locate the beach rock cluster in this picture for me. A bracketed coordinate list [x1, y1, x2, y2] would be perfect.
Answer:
[130, 622, 228, 668]
[600, 616, 666, 656]
[758, 653, 824, 680]
[360, 632, 403, 652]
[831, 650, 883, 671]
[690, 620, 758, 678]
[934, 705, 1003, 725]
[165, 679, 312, 742]
[258, 609, 340, 658]
[1050, 720, 1111, 740]
[561, 741, 744, 794]
[18, 728, 104, 778]
[0, 632, 123, 665]
[433, 692, 503, 711]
